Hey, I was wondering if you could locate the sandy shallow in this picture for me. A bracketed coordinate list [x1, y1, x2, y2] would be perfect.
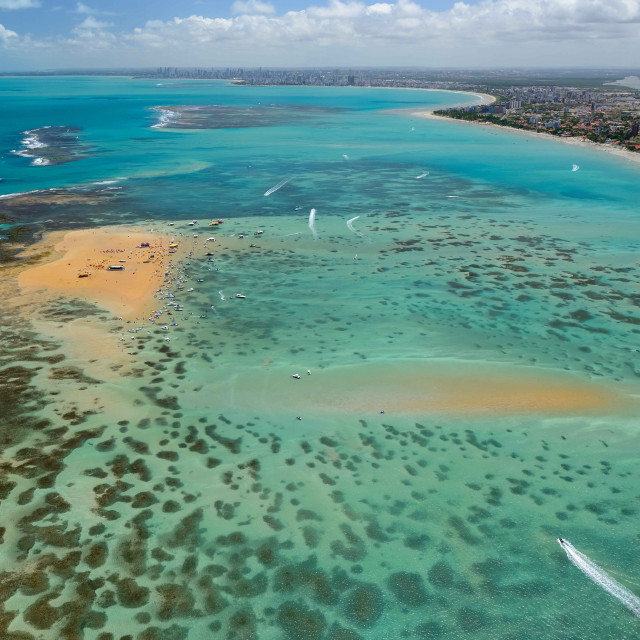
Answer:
[18, 226, 175, 320]
[194, 359, 638, 418]
[9, 218, 639, 422]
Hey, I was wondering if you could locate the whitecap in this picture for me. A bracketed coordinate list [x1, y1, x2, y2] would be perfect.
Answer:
[0, 189, 43, 200]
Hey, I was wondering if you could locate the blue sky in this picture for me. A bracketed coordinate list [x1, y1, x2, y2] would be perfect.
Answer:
[0, 0, 466, 35]
[0, 0, 639, 70]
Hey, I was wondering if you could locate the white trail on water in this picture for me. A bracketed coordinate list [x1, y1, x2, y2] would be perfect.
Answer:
[559, 538, 640, 617]
[346, 215, 364, 237]
[572, 164, 580, 172]
[264, 177, 291, 196]
[416, 172, 430, 179]
[308, 208, 318, 240]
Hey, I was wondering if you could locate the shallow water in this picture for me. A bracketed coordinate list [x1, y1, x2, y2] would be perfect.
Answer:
[1, 77, 640, 640]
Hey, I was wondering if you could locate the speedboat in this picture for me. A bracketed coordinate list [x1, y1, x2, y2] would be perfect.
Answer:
[235, 293, 246, 299]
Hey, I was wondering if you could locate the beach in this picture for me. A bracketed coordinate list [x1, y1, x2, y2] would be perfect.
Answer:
[417, 108, 640, 167]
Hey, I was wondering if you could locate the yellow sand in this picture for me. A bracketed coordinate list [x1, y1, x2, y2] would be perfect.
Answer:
[11, 222, 637, 419]
[18, 227, 173, 320]
[211, 360, 637, 417]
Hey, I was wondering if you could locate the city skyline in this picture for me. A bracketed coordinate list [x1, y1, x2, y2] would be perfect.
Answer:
[1, 0, 640, 71]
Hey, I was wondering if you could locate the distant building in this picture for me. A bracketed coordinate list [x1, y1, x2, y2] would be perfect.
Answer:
[631, 122, 639, 136]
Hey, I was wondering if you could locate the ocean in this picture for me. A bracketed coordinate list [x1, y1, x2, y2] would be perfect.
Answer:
[1, 76, 640, 639]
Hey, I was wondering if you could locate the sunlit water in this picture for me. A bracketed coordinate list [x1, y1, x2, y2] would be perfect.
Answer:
[1, 77, 640, 640]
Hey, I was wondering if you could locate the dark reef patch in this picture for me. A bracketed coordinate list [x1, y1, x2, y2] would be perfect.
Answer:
[343, 583, 384, 628]
[387, 571, 429, 606]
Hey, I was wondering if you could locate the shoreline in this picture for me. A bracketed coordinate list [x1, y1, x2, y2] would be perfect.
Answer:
[416, 109, 640, 167]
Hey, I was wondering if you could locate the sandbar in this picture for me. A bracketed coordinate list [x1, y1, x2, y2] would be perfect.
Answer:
[18, 226, 175, 320]
[214, 359, 637, 418]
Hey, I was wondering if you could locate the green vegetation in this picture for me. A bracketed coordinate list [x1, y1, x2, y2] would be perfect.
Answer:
[435, 101, 640, 152]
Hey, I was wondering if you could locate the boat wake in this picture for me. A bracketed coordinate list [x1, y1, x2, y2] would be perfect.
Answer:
[416, 172, 430, 179]
[309, 208, 318, 240]
[274, 232, 302, 238]
[218, 291, 226, 301]
[346, 215, 364, 238]
[558, 538, 640, 617]
[264, 177, 291, 196]
[572, 164, 580, 172]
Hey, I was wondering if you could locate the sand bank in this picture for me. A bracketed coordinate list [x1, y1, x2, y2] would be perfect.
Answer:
[214, 359, 636, 418]
[18, 226, 174, 320]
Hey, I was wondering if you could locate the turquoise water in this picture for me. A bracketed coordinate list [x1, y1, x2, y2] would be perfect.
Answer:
[2, 77, 640, 640]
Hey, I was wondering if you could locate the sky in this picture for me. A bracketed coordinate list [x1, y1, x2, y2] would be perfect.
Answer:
[1, 0, 640, 71]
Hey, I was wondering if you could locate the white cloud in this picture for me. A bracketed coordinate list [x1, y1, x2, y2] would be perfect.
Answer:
[366, 3, 393, 16]
[0, 0, 39, 9]
[75, 2, 116, 17]
[231, 0, 275, 15]
[76, 15, 114, 30]
[0, 22, 18, 41]
[119, 0, 640, 51]
[3, 0, 640, 68]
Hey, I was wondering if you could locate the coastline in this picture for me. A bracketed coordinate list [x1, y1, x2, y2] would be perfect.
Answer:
[416, 109, 640, 167]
